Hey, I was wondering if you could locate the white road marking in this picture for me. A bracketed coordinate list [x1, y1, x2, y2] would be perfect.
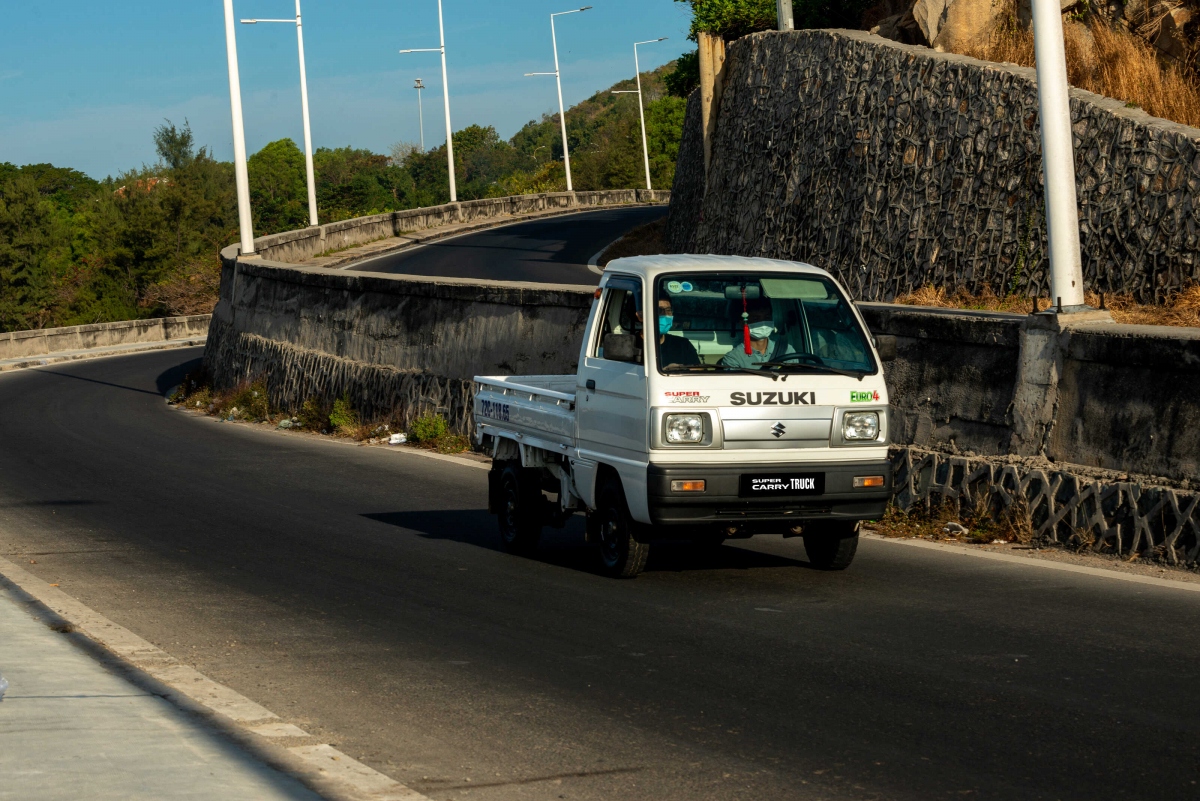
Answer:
[0, 553, 433, 801]
[864, 533, 1200, 594]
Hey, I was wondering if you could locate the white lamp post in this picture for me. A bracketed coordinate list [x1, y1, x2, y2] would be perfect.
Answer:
[612, 37, 667, 191]
[399, 0, 458, 202]
[1031, 0, 1086, 310]
[525, 6, 591, 193]
[223, 0, 255, 254]
[414, 78, 426, 152]
[241, 1, 319, 228]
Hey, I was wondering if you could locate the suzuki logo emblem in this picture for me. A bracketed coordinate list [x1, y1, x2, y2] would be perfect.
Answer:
[771, 422, 786, 438]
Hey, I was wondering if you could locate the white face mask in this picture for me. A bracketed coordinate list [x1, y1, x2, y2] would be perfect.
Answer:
[748, 322, 775, 340]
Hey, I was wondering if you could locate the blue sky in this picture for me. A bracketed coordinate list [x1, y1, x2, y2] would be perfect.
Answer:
[0, 1, 693, 179]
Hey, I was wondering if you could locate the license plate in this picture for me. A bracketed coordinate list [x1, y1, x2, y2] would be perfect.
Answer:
[739, 473, 825, 498]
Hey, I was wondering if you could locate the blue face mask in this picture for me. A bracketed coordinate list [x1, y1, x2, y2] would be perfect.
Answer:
[658, 315, 673, 335]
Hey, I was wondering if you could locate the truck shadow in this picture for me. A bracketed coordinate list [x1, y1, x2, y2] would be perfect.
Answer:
[361, 509, 813, 574]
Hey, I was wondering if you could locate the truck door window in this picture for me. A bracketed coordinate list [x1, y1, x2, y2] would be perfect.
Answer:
[593, 285, 643, 364]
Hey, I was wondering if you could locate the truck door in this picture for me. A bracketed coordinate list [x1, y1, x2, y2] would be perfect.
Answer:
[576, 277, 648, 463]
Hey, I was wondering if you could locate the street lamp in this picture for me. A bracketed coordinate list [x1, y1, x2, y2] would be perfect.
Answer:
[222, 0, 255, 254]
[414, 78, 426, 152]
[399, 0, 458, 202]
[1030, 0, 1086, 310]
[241, 2, 319, 228]
[611, 37, 667, 191]
[524, 6, 591, 193]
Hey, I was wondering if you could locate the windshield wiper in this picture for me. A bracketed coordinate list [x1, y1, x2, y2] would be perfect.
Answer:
[760, 353, 869, 381]
[664, 364, 780, 382]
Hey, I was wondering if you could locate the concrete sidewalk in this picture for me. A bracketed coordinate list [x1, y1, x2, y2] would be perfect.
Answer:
[0, 582, 321, 801]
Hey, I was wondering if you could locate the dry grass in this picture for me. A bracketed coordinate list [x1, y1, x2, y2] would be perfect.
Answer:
[598, 216, 667, 267]
[893, 284, 1200, 327]
[964, 2, 1200, 128]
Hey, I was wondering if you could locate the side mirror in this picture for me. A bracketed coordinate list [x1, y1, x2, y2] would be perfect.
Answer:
[602, 333, 641, 363]
[874, 334, 897, 362]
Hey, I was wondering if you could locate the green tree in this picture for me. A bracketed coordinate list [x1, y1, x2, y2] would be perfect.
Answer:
[0, 176, 73, 330]
[646, 96, 688, 187]
[675, 0, 777, 40]
[664, 50, 700, 97]
[153, 119, 196, 171]
[248, 138, 308, 233]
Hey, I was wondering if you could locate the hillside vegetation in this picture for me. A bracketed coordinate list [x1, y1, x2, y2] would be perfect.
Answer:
[0, 62, 684, 334]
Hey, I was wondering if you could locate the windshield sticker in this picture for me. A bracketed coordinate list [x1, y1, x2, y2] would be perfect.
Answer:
[667, 280, 683, 293]
[664, 391, 710, 404]
[730, 391, 815, 406]
[680, 281, 694, 292]
[851, 390, 881, 403]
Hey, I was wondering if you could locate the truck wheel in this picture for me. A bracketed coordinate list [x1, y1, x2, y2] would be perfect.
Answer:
[803, 521, 860, 570]
[596, 476, 649, 578]
[496, 464, 542, 554]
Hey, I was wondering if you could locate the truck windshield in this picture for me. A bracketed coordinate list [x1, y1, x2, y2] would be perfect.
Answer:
[653, 273, 876, 376]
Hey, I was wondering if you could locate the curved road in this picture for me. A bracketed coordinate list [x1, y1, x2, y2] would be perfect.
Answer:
[348, 205, 666, 284]
[0, 214, 1198, 801]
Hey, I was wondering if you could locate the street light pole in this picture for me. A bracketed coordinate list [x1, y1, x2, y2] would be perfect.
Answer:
[612, 37, 667, 191]
[414, 79, 425, 152]
[399, 0, 458, 202]
[241, 0, 319, 227]
[1031, 0, 1086, 309]
[223, 0, 255, 254]
[525, 7, 591, 193]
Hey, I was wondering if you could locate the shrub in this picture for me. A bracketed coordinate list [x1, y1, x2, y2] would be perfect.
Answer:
[408, 413, 449, 444]
[328, 393, 360, 433]
[296, 396, 331, 431]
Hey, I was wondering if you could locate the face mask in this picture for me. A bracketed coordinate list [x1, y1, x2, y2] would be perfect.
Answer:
[748, 322, 775, 340]
[658, 315, 673, 335]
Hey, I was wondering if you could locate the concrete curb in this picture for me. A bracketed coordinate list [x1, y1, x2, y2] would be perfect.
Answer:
[0, 554, 432, 801]
[0, 337, 207, 374]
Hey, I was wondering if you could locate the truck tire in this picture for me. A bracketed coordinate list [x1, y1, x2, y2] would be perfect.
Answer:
[596, 476, 650, 578]
[496, 463, 542, 554]
[802, 521, 859, 570]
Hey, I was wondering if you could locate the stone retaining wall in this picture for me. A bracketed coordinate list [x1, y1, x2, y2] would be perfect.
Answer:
[666, 28, 1200, 304]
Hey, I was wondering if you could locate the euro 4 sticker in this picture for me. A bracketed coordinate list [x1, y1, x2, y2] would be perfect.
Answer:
[851, 390, 880, 403]
[664, 391, 709, 404]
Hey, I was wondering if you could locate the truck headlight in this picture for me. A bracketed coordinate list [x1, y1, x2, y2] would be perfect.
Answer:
[843, 411, 880, 441]
[665, 413, 705, 444]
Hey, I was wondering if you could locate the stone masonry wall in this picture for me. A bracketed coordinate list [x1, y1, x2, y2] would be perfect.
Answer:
[667, 28, 1200, 304]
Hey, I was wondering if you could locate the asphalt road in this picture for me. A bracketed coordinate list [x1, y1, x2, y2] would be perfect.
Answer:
[1, 349, 1199, 800]
[347, 205, 667, 284]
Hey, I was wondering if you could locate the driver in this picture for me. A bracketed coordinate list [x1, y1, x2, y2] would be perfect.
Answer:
[720, 297, 794, 368]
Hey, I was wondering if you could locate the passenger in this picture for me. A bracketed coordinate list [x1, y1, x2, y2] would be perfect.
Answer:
[640, 297, 700, 367]
[720, 297, 794, 368]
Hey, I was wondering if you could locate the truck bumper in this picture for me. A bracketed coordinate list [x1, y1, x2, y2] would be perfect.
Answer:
[645, 459, 893, 528]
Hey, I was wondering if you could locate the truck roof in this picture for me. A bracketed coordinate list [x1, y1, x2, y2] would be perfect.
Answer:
[603, 254, 828, 280]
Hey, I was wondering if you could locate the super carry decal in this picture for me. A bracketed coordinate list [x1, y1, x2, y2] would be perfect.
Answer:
[729, 391, 815, 406]
[663, 391, 710, 404]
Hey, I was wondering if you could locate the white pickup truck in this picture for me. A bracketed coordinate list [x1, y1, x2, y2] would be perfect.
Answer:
[473, 255, 896, 577]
